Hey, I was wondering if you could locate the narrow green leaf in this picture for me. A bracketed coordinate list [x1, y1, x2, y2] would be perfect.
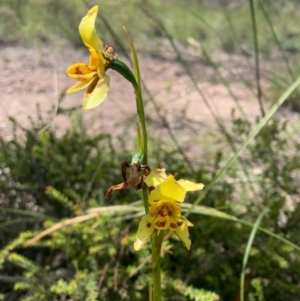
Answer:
[0, 207, 55, 221]
[240, 206, 268, 301]
[0, 218, 43, 230]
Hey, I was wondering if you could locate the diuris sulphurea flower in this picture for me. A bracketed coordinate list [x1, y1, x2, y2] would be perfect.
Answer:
[66, 6, 115, 110]
[134, 174, 204, 251]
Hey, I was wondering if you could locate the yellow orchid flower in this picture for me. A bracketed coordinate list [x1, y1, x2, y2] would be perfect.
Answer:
[66, 6, 110, 110]
[134, 175, 204, 251]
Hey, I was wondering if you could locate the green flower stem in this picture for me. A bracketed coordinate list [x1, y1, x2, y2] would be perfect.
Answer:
[151, 231, 164, 301]
[123, 27, 149, 213]
[134, 85, 148, 166]
[134, 84, 149, 214]
[124, 27, 161, 300]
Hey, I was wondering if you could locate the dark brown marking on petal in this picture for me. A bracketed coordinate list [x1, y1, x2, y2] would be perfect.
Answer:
[86, 75, 99, 93]
[177, 222, 183, 227]
[146, 221, 151, 228]
[170, 223, 177, 229]
[155, 221, 166, 228]
[75, 67, 83, 75]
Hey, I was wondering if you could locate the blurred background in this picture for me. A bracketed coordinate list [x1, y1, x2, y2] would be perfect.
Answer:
[0, 0, 300, 300]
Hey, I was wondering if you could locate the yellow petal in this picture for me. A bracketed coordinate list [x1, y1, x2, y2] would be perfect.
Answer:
[88, 47, 106, 76]
[144, 169, 167, 187]
[66, 80, 92, 94]
[177, 179, 204, 192]
[66, 63, 97, 81]
[79, 5, 103, 54]
[134, 215, 156, 251]
[97, 54, 106, 77]
[173, 217, 192, 250]
[149, 175, 186, 203]
[83, 74, 110, 110]
[88, 48, 99, 67]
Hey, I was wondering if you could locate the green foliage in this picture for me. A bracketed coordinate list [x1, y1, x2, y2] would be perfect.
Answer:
[1, 106, 300, 300]
[165, 278, 219, 301]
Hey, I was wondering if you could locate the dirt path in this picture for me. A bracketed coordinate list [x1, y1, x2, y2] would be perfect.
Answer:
[0, 45, 263, 161]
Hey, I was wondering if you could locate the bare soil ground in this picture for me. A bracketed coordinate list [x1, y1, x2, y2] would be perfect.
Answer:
[0, 44, 280, 161]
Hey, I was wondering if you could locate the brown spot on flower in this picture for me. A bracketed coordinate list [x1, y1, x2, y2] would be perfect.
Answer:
[155, 221, 166, 228]
[75, 67, 82, 74]
[170, 222, 177, 229]
[146, 221, 151, 228]
[177, 222, 183, 227]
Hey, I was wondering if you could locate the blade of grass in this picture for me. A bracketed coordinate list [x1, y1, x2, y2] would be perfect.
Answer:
[249, 0, 265, 116]
[0, 218, 44, 230]
[240, 204, 269, 301]
[0, 207, 56, 220]
[186, 75, 300, 215]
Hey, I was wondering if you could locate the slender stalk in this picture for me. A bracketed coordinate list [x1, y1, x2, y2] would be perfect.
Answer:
[123, 27, 148, 164]
[123, 27, 162, 300]
[152, 231, 164, 301]
[123, 27, 149, 214]
[240, 202, 270, 301]
[134, 79, 149, 214]
[249, 0, 265, 116]
[135, 86, 148, 165]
